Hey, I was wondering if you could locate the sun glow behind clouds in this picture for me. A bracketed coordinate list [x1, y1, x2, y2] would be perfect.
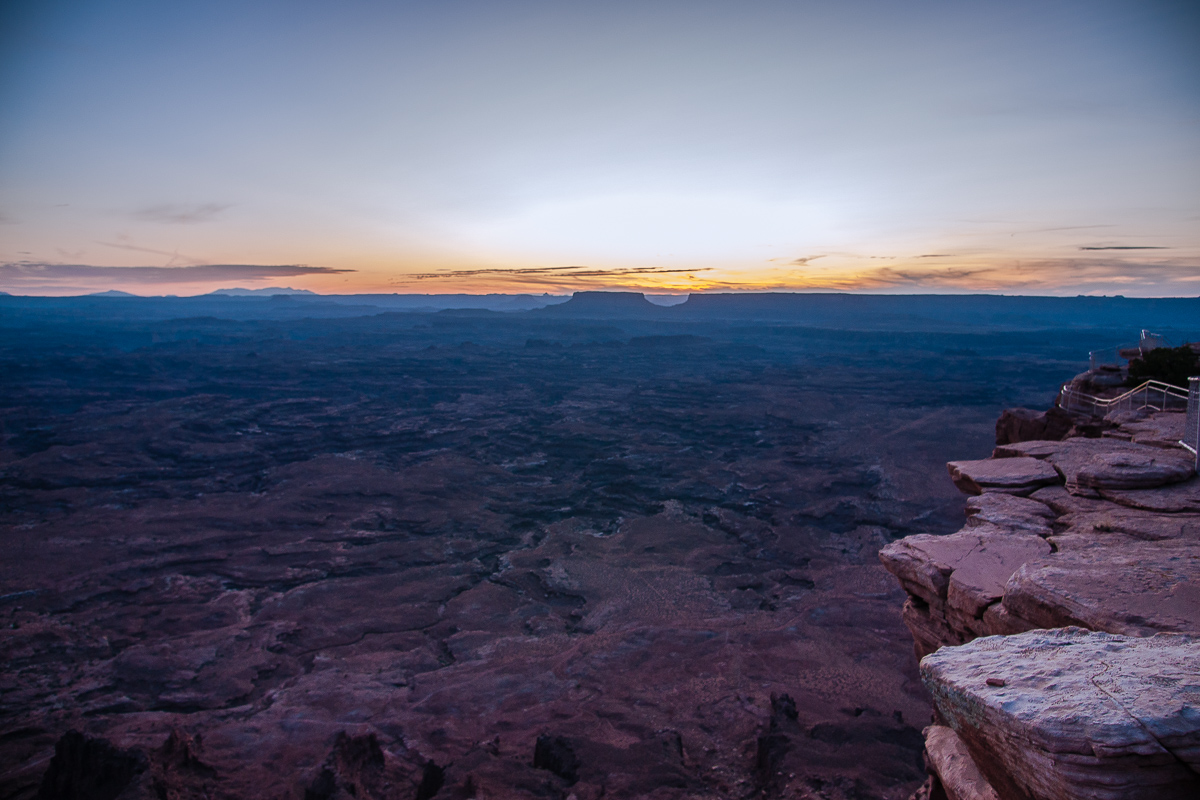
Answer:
[0, 0, 1197, 295]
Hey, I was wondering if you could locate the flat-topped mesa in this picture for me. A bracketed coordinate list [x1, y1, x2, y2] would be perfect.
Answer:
[879, 404, 1200, 800]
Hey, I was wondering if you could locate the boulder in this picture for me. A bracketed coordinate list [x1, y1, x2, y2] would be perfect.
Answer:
[946, 458, 1061, 496]
[922, 725, 1000, 800]
[921, 628, 1200, 800]
[1002, 541, 1200, 636]
[994, 407, 1076, 446]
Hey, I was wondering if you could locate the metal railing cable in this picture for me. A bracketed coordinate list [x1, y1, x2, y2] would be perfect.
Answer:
[1057, 379, 1190, 418]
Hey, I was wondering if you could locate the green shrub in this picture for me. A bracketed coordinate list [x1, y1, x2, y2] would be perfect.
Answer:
[1126, 344, 1200, 389]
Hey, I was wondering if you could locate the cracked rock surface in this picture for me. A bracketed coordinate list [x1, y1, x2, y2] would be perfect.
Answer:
[921, 628, 1200, 800]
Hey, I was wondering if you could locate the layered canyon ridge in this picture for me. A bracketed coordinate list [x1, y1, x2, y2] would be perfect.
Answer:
[3, 292, 1199, 799]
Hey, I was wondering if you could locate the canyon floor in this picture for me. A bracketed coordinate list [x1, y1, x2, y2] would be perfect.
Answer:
[0, 302, 1128, 799]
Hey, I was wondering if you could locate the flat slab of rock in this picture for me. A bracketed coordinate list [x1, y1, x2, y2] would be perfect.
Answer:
[994, 438, 1194, 496]
[879, 528, 1050, 612]
[1117, 412, 1188, 449]
[923, 725, 1000, 800]
[1002, 541, 1200, 636]
[964, 493, 1054, 536]
[1099, 475, 1200, 513]
[1075, 449, 1194, 491]
[921, 628, 1200, 800]
[991, 440, 1068, 460]
[1028, 485, 1111, 515]
[947, 458, 1061, 496]
[1055, 508, 1200, 543]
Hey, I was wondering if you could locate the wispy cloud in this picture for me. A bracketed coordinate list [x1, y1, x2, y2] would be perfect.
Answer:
[97, 240, 210, 266]
[0, 262, 353, 292]
[131, 203, 231, 224]
[842, 257, 1200, 294]
[408, 265, 710, 280]
[1079, 246, 1168, 251]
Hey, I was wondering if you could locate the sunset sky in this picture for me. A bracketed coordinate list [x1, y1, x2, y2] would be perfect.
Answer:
[1, 0, 1198, 296]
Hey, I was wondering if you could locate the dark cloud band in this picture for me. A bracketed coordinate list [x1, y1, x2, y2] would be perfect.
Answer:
[0, 263, 353, 285]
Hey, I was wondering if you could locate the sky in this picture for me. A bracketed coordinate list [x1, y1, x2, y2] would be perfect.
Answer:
[1, 0, 1198, 297]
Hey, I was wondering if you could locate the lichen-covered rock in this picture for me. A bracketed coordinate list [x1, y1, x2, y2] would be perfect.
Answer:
[922, 725, 1000, 800]
[1002, 541, 1200, 636]
[947, 458, 1061, 496]
[921, 628, 1200, 800]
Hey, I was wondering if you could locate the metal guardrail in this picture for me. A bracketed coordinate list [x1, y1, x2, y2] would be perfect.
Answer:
[1185, 377, 1199, 458]
[1088, 331, 1171, 371]
[1057, 379, 1190, 418]
[1088, 347, 1122, 371]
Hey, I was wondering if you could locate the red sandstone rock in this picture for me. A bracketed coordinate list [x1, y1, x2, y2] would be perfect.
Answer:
[992, 438, 1194, 496]
[1098, 475, 1200, 512]
[921, 628, 1200, 800]
[1116, 411, 1188, 449]
[1054, 508, 1200, 543]
[1002, 541, 1200, 635]
[993, 407, 1075, 446]
[922, 725, 999, 800]
[963, 493, 1054, 536]
[945, 458, 1060, 496]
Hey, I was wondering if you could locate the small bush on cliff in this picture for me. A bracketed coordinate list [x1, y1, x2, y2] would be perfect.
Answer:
[1125, 344, 1200, 389]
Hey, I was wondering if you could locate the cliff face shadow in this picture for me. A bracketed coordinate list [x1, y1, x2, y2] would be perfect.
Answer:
[0, 298, 1126, 798]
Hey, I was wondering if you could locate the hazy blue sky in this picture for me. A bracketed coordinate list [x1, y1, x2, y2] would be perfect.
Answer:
[1, 0, 1198, 295]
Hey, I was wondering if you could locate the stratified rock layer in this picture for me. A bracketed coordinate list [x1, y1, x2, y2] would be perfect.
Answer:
[922, 725, 999, 800]
[1003, 541, 1200, 635]
[946, 458, 1061, 496]
[921, 628, 1200, 800]
[885, 410, 1200, 800]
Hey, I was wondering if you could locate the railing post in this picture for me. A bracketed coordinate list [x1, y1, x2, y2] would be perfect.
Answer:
[1186, 377, 1199, 468]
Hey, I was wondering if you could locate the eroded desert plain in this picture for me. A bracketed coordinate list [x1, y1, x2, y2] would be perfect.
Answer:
[3, 293, 1190, 799]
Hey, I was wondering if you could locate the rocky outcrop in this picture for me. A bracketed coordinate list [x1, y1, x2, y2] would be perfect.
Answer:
[879, 530, 1049, 658]
[963, 493, 1054, 536]
[946, 458, 1060, 496]
[994, 407, 1076, 446]
[922, 725, 999, 800]
[921, 629, 1200, 800]
[993, 437, 1195, 496]
[1002, 541, 1200, 635]
[883, 408, 1200, 800]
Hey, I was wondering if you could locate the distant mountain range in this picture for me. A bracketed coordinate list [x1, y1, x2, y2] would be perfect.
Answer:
[3, 291, 1199, 337]
[210, 287, 317, 296]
